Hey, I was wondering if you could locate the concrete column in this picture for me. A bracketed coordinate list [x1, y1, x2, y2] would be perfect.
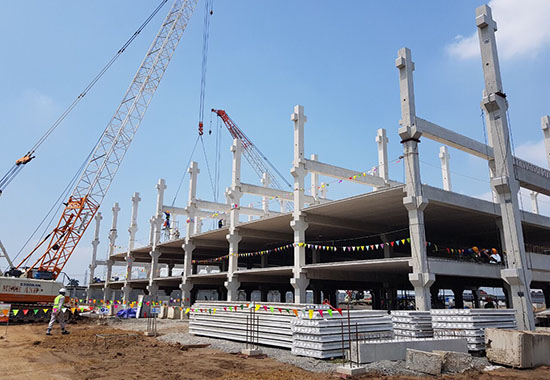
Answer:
[319, 182, 327, 199]
[396, 47, 434, 311]
[87, 212, 102, 300]
[181, 162, 199, 307]
[147, 179, 166, 297]
[541, 115, 550, 168]
[225, 232, 241, 300]
[311, 248, 320, 264]
[310, 154, 319, 203]
[123, 192, 141, 305]
[194, 217, 203, 234]
[530, 192, 539, 214]
[290, 105, 310, 304]
[542, 284, 550, 309]
[179, 242, 194, 307]
[104, 203, 120, 302]
[260, 286, 269, 302]
[380, 234, 393, 259]
[148, 216, 155, 246]
[531, 116, 550, 215]
[248, 203, 254, 222]
[261, 173, 270, 216]
[472, 288, 480, 308]
[477, 5, 534, 330]
[225, 140, 243, 301]
[375, 128, 389, 191]
[452, 287, 464, 309]
[260, 253, 268, 268]
[280, 200, 288, 213]
[439, 146, 452, 191]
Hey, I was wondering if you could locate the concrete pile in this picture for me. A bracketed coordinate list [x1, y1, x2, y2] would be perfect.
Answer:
[431, 309, 517, 351]
[391, 310, 433, 338]
[189, 301, 319, 349]
[291, 310, 392, 359]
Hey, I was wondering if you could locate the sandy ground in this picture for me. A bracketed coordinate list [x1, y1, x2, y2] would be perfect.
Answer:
[0, 320, 549, 380]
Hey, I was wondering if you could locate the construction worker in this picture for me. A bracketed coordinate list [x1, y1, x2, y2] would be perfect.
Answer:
[46, 287, 70, 336]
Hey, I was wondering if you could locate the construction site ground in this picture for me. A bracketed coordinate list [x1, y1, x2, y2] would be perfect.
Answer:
[0, 318, 549, 380]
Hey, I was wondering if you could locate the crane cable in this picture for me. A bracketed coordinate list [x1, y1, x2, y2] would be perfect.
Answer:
[0, 0, 169, 196]
[197, 0, 214, 136]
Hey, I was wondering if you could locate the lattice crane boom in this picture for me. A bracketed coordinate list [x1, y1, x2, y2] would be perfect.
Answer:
[211, 109, 292, 192]
[17, 0, 198, 279]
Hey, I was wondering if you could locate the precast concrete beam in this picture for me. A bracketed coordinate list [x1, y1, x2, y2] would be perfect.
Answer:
[304, 158, 399, 188]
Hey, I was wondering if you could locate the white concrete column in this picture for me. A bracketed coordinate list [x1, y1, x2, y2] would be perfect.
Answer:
[310, 154, 319, 203]
[104, 202, 120, 302]
[261, 172, 270, 216]
[439, 146, 452, 191]
[530, 192, 539, 214]
[280, 200, 288, 213]
[123, 192, 140, 305]
[180, 241, 195, 307]
[477, 5, 534, 330]
[542, 115, 550, 168]
[194, 217, 203, 234]
[396, 47, 434, 310]
[180, 162, 199, 306]
[87, 212, 102, 300]
[225, 139, 243, 301]
[148, 216, 155, 246]
[248, 203, 254, 221]
[375, 128, 389, 191]
[147, 179, 166, 297]
[531, 116, 550, 214]
[319, 182, 327, 199]
[290, 105, 310, 303]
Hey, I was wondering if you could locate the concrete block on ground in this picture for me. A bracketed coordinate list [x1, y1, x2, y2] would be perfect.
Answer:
[336, 365, 366, 376]
[241, 348, 263, 356]
[486, 328, 550, 368]
[167, 306, 181, 319]
[158, 305, 168, 319]
[406, 349, 443, 376]
[433, 350, 473, 373]
[351, 337, 468, 363]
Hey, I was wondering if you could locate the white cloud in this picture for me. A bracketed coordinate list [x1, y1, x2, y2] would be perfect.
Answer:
[515, 139, 548, 167]
[446, 0, 550, 60]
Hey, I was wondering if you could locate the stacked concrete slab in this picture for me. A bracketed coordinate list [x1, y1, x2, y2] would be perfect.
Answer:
[189, 301, 322, 349]
[431, 309, 517, 351]
[291, 310, 393, 359]
[391, 310, 433, 338]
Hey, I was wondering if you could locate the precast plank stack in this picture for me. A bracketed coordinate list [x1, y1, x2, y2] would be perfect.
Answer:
[431, 309, 517, 351]
[391, 310, 433, 338]
[291, 310, 393, 359]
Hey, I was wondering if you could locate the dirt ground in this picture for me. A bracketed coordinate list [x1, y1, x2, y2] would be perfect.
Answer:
[0, 320, 549, 380]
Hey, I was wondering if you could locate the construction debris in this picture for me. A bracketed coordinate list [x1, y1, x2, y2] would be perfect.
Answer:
[406, 349, 443, 375]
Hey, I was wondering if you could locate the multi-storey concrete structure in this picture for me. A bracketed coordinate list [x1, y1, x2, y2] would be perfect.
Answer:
[89, 5, 550, 330]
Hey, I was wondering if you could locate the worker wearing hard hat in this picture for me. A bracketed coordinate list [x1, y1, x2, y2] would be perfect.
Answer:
[46, 288, 70, 336]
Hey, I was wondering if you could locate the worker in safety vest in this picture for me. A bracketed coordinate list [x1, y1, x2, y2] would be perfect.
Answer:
[46, 288, 70, 336]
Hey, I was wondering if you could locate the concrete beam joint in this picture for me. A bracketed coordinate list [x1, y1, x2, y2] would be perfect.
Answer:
[501, 268, 532, 287]
[409, 272, 435, 288]
[491, 176, 511, 193]
[290, 218, 309, 232]
[475, 5, 497, 30]
[403, 195, 429, 211]
[398, 125, 421, 141]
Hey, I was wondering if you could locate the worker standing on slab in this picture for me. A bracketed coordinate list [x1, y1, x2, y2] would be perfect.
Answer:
[46, 288, 70, 336]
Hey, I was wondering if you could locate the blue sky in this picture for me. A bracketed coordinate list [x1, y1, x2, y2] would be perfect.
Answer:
[1, 0, 549, 283]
